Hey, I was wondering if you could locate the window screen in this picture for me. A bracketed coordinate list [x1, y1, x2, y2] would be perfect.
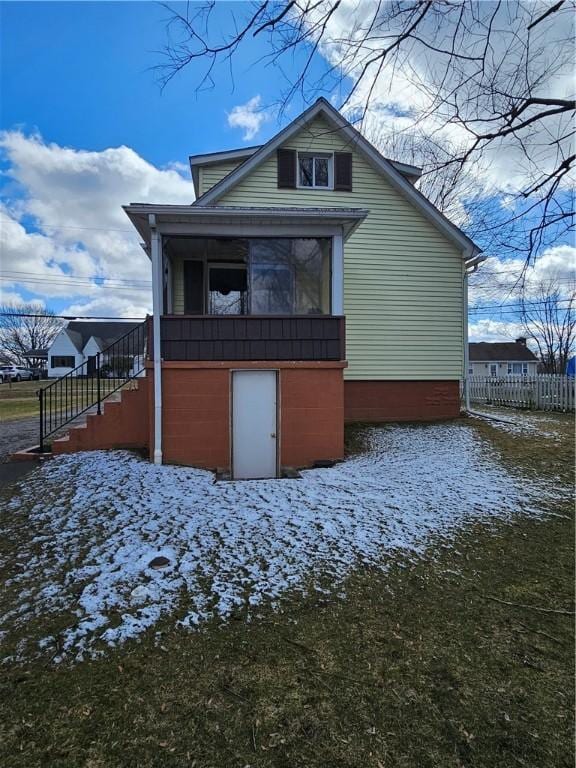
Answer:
[249, 238, 330, 315]
[208, 264, 248, 315]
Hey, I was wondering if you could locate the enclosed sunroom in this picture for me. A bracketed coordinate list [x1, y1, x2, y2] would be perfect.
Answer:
[123, 204, 367, 478]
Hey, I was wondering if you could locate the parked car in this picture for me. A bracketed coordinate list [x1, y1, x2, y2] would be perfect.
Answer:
[0, 365, 39, 382]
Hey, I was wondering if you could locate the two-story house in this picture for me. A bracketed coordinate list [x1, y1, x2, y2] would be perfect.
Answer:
[52, 98, 482, 478]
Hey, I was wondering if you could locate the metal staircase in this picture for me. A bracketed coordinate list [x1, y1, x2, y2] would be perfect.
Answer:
[38, 321, 147, 452]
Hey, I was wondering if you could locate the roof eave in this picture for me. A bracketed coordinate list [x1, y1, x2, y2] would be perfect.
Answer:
[123, 203, 369, 251]
[189, 146, 263, 197]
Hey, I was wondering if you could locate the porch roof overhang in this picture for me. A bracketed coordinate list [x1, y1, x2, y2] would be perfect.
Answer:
[123, 204, 369, 255]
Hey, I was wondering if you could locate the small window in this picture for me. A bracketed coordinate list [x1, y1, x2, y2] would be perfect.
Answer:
[490, 364, 498, 377]
[507, 362, 526, 375]
[51, 356, 75, 368]
[298, 153, 332, 189]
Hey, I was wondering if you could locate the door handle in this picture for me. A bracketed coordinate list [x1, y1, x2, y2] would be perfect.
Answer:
[270, 433, 276, 438]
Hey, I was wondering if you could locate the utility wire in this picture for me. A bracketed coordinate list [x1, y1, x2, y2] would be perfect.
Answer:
[1, 270, 151, 285]
[0, 311, 146, 320]
[1, 220, 137, 234]
[0, 277, 151, 290]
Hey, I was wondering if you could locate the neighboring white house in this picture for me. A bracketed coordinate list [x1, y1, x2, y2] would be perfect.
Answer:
[47, 321, 142, 378]
[468, 338, 539, 377]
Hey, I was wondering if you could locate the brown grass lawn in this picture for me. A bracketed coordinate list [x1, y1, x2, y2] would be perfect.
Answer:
[0, 412, 573, 768]
[0, 381, 42, 421]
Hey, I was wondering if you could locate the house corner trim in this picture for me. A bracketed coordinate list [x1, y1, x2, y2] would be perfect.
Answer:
[150, 214, 163, 464]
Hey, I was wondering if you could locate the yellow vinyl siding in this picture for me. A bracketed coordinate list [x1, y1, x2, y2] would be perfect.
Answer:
[211, 116, 464, 381]
[172, 257, 185, 314]
[199, 160, 243, 196]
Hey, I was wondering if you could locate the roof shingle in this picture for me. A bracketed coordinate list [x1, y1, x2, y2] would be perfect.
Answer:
[469, 341, 538, 362]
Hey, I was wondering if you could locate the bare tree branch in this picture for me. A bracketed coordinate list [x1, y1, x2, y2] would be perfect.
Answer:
[0, 304, 63, 367]
[156, 0, 576, 264]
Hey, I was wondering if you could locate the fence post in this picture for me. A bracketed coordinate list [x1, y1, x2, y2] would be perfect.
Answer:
[38, 388, 44, 453]
[96, 352, 101, 415]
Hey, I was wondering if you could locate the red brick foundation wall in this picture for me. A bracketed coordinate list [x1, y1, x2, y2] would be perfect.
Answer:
[344, 380, 461, 422]
[157, 367, 231, 468]
[151, 361, 345, 471]
[53, 380, 149, 455]
[280, 367, 344, 468]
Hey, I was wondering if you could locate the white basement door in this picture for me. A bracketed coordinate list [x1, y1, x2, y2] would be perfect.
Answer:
[232, 370, 278, 480]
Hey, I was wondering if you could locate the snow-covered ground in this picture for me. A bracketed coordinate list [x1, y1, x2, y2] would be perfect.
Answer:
[0, 422, 569, 661]
[469, 405, 570, 440]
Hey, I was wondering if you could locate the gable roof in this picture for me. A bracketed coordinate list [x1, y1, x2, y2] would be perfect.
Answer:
[193, 97, 480, 260]
[189, 142, 422, 198]
[189, 146, 262, 198]
[469, 341, 538, 362]
[60, 321, 142, 353]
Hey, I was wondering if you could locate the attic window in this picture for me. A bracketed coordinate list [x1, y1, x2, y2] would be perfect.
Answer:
[298, 153, 332, 189]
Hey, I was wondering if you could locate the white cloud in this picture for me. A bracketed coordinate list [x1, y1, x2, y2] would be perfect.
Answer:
[469, 244, 576, 307]
[227, 95, 270, 141]
[468, 318, 525, 344]
[308, 1, 574, 197]
[0, 131, 195, 317]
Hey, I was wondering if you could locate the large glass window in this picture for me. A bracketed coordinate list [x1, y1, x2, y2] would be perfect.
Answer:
[249, 238, 331, 315]
[175, 237, 331, 317]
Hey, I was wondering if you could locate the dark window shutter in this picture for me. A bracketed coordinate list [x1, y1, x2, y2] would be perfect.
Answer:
[277, 148, 296, 189]
[184, 260, 204, 315]
[334, 152, 352, 191]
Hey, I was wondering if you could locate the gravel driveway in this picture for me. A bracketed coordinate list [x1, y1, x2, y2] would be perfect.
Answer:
[0, 418, 39, 463]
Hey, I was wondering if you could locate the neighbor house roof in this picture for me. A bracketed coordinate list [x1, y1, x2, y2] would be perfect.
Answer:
[63, 321, 142, 352]
[192, 97, 481, 261]
[469, 341, 538, 362]
[23, 349, 48, 360]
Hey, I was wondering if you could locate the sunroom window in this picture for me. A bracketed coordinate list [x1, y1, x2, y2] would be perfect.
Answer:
[249, 238, 331, 315]
[298, 153, 332, 188]
[208, 263, 247, 315]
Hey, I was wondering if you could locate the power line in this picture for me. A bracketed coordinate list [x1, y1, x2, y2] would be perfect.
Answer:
[1, 270, 151, 285]
[0, 277, 151, 292]
[470, 298, 573, 311]
[0, 311, 147, 320]
[1, 219, 138, 234]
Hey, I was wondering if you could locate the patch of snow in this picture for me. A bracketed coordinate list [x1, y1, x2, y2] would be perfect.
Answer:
[469, 407, 568, 439]
[0, 423, 569, 661]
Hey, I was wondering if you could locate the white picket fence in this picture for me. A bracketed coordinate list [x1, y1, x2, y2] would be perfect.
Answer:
[468, 375, 575, 412]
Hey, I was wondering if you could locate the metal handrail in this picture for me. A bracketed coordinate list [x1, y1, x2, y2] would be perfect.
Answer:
[38, 321, 147, 451]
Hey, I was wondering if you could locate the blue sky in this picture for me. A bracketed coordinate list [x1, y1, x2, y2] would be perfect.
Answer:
[1, 1, 322, 317]
[1, 1, 321, 163]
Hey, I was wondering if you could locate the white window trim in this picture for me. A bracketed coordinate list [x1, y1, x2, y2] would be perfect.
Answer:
[296, 151, 334, 190]
[507, 362, 529, 375]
